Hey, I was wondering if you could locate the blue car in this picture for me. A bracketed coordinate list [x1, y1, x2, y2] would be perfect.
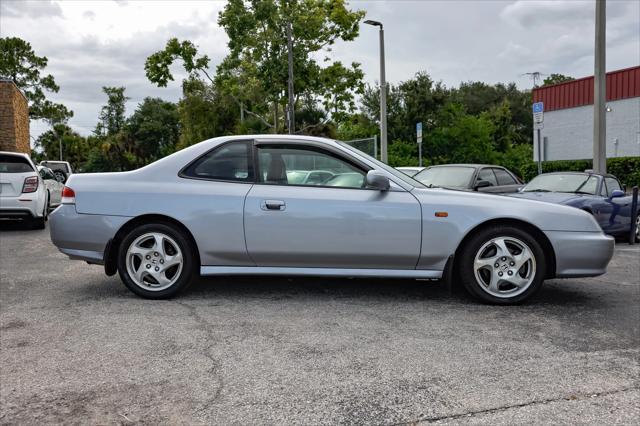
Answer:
[510, 171, 639, 242]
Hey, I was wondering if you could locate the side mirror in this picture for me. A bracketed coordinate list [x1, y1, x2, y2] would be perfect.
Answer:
[610, 189, 625, 198]
[474, 180, 491, 190]
[366, 170, 390, 191]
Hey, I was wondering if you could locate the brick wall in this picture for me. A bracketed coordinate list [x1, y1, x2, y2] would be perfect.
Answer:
[0, 81, 30, 154]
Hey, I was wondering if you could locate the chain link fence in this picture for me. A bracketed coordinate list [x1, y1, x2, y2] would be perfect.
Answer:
[340, 136, 378, 160]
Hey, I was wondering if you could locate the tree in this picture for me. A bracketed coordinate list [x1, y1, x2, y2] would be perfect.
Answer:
[146, 0, 366, 135]
[94, 86, 129, 137]
[542, 73, 574, 86]
[34, 125, 88, 170]
[127, 97, 181, 165]
[0, 37, 73, 122]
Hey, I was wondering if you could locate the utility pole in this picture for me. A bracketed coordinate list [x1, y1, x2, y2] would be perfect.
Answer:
[287, 21, 295, 135]
[593, 0, 607, 173]
[365, 20, 388, 163]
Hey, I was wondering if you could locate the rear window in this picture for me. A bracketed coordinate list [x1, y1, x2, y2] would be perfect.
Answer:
[41, 162, 70, 173]
[0, 155, 34, 173]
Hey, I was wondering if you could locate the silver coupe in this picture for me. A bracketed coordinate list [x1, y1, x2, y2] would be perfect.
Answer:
[49, 135, 614, 304]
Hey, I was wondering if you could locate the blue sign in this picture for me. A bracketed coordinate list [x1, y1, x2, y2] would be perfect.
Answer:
[532, 102, 544, 113]
[416, 122, 423, 143]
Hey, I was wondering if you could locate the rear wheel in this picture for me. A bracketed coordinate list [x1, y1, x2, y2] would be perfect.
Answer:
[635, 215, 639, 243]
[30, 192, 48, 230]
[458, 226, 546, 304]
[117, 223, 196, 299]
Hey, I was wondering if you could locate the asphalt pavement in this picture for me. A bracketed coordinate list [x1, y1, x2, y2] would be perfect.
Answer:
[1, 222, 638, 425]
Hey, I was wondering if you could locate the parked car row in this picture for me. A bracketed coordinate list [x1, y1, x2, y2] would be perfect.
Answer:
[0, 152, 72, 229]
[397, 164, 639, 242]
[49, 135, 616, 304]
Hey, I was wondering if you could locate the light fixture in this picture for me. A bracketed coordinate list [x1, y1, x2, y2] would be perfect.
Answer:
[364, 19, 382, 28]
[606, 105, 612, 112]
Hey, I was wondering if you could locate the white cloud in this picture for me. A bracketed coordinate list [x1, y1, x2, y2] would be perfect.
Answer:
[0, 0, 63, 19]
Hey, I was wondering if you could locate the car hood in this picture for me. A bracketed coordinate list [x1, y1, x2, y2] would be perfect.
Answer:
[507, 191, 585, 204]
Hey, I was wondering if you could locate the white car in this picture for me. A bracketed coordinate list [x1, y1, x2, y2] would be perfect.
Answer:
[0, 151, 48, 229]
[40, 160, 73, 183]
[37, 165, 65, 209]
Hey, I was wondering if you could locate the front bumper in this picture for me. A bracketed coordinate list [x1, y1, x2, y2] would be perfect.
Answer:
[49, 205, 130, 264]
[546, 230, 615, 278]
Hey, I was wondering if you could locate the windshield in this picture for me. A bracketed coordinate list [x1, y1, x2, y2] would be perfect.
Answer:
[336, 141, 425, 188]
[523, 174, 599, 194]
[413, 166, 476, 188]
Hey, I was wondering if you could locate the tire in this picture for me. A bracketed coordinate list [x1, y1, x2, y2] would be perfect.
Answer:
[634, 215, 639, 243]
[54, 170, 67, 184]
[458, 225, 546, 305]
[117, 223, 196, 299]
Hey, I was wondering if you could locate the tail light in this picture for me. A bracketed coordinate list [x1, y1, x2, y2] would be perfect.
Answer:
[22, 176, 39, 193]
[61, 186, 76, 204]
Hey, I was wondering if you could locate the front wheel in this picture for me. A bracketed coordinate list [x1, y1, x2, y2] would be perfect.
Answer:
[117, 223, 196, 299]
[458, 226, 546, 304]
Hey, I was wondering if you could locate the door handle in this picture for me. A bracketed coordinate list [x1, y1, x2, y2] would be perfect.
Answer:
[261, 199, 286, 211]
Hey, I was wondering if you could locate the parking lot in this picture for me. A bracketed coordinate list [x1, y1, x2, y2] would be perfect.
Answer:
[1, 223, 638, 424]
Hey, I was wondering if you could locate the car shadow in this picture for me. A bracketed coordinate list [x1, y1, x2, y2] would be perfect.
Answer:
[73, 273, 605, 310]
[0, 220, 39, 232]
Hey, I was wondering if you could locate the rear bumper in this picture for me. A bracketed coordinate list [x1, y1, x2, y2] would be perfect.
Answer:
[546, 230, 615, 278]
[0, 195, 41, 219]
[49, 205, 130, 264]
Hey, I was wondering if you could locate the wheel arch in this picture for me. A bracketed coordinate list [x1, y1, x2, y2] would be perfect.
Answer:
[453, 218, 556, 279]
[104, 214, 200, 276]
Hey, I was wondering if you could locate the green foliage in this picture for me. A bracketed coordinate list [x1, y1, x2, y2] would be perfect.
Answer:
[388, 141, 420, 167]
[542, 73, 574, 86]
[145, 38, 213, 87]
[34, 125, 88, 169]
[0, 37, 73, 122]
[127, 97, 180, 165]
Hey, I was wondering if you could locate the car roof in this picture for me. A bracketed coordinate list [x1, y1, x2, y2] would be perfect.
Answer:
[0, 151, 30, 159]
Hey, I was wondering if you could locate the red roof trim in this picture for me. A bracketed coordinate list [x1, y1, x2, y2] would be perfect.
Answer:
[532, 65, 640, 112]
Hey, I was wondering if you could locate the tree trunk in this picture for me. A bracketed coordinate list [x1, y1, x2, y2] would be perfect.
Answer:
[273, 100, 279, 133]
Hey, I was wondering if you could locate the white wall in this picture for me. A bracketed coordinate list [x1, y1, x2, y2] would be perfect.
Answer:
[533, 97, 640, 161]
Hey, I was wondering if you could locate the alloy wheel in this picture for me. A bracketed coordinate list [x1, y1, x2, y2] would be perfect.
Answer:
[473, 236, 536, 299]
[126, 232, 183, 291]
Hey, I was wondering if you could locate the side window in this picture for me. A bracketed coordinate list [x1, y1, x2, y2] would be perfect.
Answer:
[182, 141, 253, 182]
[605, 177, 622, 196]
[477, 168, 498, 186]
[600, 179, 608, 197]
[256, 145, 366, 189]
[493, 168, 518, 186]
[39, 169, 46, 179]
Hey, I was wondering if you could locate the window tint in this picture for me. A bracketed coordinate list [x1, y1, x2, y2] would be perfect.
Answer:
[182, 141, 253, 181]
[0, 155, 33, 173]
[477, 168, 498, 186]
[257, 145, 365, 188]
[605, 177, 622, 196]
[493, 168, 517, 186]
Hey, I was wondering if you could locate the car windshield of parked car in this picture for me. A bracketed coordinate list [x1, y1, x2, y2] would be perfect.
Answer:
[523, 174, 599, 194]
[413, 166, 476, 188]
[336, 141, 425, 188]
[0, 155, 34, 173]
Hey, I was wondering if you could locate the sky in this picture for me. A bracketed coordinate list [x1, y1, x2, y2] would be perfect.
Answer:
[1, 0, 639, 141]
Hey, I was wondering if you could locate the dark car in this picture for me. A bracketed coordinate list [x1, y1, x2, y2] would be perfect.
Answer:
[412, 164, 523, 193]
[509, 171, 639, 241]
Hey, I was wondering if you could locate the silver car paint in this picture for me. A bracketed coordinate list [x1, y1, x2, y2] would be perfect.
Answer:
[49, 135, 614, 279]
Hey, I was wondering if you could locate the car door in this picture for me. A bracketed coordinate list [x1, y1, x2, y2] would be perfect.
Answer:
[243, 141, 422, 269]
[491, 168, 522, 193]
[598, 177, 631, 234]
[475, 168, 499, 192]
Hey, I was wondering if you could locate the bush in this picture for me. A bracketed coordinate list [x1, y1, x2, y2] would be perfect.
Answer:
[518, 157, 640, 188]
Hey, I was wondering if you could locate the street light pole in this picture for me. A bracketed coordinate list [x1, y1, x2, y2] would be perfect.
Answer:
[593, 0, 607, 174]
[365, 20, 388, 163]
[286, 20, 295, 135]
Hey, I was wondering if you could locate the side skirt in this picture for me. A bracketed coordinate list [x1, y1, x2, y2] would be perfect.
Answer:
[200, 266, 442, 279]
